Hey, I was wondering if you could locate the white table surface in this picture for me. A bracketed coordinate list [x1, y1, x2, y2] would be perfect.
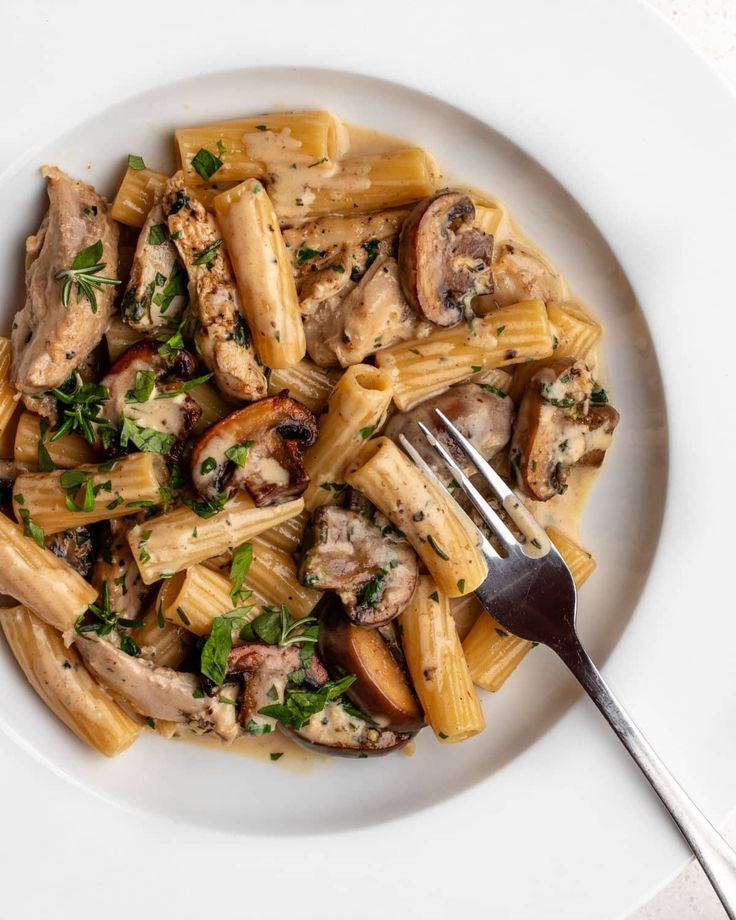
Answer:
[1, 1, 734, 917]
[628, 6, 736, 918]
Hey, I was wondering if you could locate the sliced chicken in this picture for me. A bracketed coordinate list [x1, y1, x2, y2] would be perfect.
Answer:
[11, 167, 119, 416]
[76, 636, 239, 741]
[91, 518, 151, 623]
[121, 196, 186, 333]
[384, 382, 514, 480]
[492, 239, 566, 307]
[304, 256, 431, 367]
[161, 173, 267, 402]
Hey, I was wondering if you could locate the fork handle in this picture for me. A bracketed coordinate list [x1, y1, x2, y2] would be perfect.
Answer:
[555, 634, 736, 919]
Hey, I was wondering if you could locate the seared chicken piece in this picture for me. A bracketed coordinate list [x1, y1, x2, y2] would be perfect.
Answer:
[92, 518, 151, 624]
[161, 172, 267, 402]
[384, 382, 514, 480]
[11, 167, 119, 417]
[492, 239, 566, 307]
[121, 196, 186, 333]
[304, 256, 431, 367]
[76, 636, 240, 741]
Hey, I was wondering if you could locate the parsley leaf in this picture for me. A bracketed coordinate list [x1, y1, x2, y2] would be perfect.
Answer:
[182, 489, 230, 519]
[119, 416, 175, 455]
[259, 675, 357, 730]
[296, 245, 320, 266]
[18, 508, 44, 548]
[191, 148, 223, 181]
[147, 223, 167, 245]
[193, 239, 223, 266]
[224, 439, 255, 467]
[125, 369, 156, 404]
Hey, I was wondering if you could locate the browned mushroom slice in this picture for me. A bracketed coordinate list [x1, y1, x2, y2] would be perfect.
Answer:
[299, 505, 419, 627]
[492, 240, 566, 308]
[318, 598, 424, 732]
[398, 191, 494, 326]
[510, 358, 620, 501]
[191, 393, 318, 505]
[287, 702, 412, 758]
[98, 339, 202, 459]
[227, 642, 328, 735]
[384, 382, 514, 481]
[45, 526, 95, 578]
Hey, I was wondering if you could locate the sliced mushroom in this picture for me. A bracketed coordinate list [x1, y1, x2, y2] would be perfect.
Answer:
[384, 382, 514, 481]
[510, 358, 620, 501]
[191, 393, 317, 505]
[492, 239, 566, 308]
[45, 526, 95, 578]
[288, 702, 412, 758]
[98, 339, 202, 459]
[398, 191, 494, 326]
[299, 504, 419, 627]
[76, 636, 239, 741]
[227, 642, 328, 735]
[318, 597, 424, 731]
[92, 518, 151, 623]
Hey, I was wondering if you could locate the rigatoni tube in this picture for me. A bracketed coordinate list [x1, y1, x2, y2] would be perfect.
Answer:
[345, 437, 487, 597]
[12, 453, 166, 533]
[215, 180, 305, 368]
[14, 412, 95, 470]
[302, 364, 393, 512]
[399, 577, 484, 743]
[127, 493, 304, 584]
[0, 512, 97, 635]
[0, 605, 140, 757]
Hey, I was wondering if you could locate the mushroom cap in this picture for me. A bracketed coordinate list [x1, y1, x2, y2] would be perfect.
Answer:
[287, 702, 413, 758]
[398, 191, 494, 326]
[299, 504, 419, 627]
[99, 339, 202, 460]
[511, 358, 619, 501]
[190, 392, 318, 505]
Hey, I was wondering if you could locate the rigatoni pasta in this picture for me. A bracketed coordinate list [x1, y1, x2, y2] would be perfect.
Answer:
[0, 512, 97, 635]
[400, 577, 484, 743]
[0, 605, 140, 756]
[215, 180, 305, 368]
[12, 453, 166, 533]
[14, 411, 95, 469]
[128, 493, 304, 584]
[345, 437, 487, 597]
[302, 364, 393, 511]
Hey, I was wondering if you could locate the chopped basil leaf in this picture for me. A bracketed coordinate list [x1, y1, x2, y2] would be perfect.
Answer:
[193, 239, 223, 266]
[127, 154, 146, 170]
[229, 542, 254, 604]
[427, 535, 450, 560]
[296, 245, 320, 266]
[147, 223, 167, 245]
[224, 439, 255, 467]
[200, 457, 217, 475]
[119, 416, 175, 455]
[258, 674, 357, 730]
[182, 489, 230, 519]
[480, 384, 508, 399]
[19, 509, 44, 548]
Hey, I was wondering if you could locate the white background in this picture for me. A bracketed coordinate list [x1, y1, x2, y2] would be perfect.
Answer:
[1, 1, 734, 917]
[632, 6, 735, 916]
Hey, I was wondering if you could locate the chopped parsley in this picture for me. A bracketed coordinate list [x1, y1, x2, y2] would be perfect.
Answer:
[224, 440, 255, 467]
[296, 245, 321, 266]
[193, 239, 223, 266]
[427, 535, 450, 560]
[147, 223, 167, 245]
[191, 147, 223, 181]
[127, 154, 146, 170]
[18, 508, 44, 548]
[182, 489, 230, 519]
[119, 416, 175, 455]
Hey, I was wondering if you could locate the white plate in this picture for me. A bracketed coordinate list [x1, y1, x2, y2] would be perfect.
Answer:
[1, 1, 735, 917]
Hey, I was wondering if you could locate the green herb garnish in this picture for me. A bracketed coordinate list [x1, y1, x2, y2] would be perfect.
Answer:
[54, 240, 120, 314]
[191, 148, 223, 181]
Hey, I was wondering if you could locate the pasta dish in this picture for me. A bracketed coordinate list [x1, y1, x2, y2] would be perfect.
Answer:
[0, 110, 618, 760]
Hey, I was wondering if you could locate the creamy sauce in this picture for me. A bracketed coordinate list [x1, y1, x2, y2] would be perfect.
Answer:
[174, 724, 325, 774]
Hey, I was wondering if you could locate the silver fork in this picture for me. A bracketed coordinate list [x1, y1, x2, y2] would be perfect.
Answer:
[415, 408, 736, 919]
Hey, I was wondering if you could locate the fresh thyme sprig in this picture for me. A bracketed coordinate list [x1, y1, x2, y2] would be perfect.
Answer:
[75, 582, 144, 657]
[54, 240, 121, 314]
